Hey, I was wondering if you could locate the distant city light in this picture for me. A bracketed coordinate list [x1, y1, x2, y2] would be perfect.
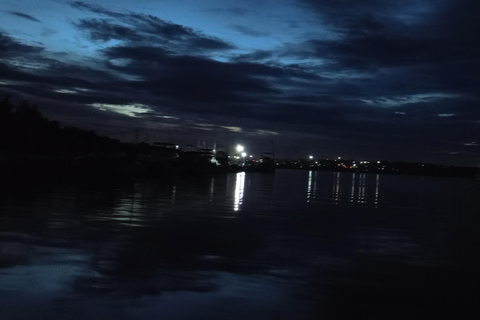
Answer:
[241, 152, 247, 157]
[236, 144, 244, 152]
[309, 155, 313, 159]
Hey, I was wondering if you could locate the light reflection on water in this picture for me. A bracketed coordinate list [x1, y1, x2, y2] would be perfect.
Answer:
[1, 170, 480, 319]
[304, 171, 380, 207]
[233, 172, 245, 211]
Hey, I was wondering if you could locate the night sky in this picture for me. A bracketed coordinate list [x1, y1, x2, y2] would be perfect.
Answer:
[1, 0, 479, 165]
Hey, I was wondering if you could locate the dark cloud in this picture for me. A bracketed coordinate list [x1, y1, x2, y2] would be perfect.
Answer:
[71, 2, 234, 53]
[70, 1, 123, 18]
[0, 32, 123, 109]
[230, 25, 269, 37]
[300, 0, 418, 31]
[232, 50, 274, 62]
[73, 16, 233, 52]
[300, 0, 480, 70]
[103, 45, 281, 108]
[276, 0, 480, 152]
[0, 32, 43, 57]
[74, 19, 140, 42]
[7, 11, 41, 22]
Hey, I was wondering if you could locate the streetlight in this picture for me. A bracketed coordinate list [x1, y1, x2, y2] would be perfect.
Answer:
[235, 145, 246, 166]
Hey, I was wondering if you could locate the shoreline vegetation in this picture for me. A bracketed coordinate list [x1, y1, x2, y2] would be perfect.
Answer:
[1, 96, 478, 180]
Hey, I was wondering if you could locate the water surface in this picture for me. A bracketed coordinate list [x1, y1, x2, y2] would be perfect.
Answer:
[1, 170, 479, 319]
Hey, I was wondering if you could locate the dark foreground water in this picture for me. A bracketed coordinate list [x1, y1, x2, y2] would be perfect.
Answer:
[1, 170, 480, 319]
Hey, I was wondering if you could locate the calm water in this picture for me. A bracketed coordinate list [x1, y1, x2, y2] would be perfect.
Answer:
[1, 170, 479, 319]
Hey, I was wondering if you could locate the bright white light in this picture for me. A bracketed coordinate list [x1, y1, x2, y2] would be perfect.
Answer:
[241, 152, 247, 157]
[309, 155, 313, 159]
[236, 144, 244, 152]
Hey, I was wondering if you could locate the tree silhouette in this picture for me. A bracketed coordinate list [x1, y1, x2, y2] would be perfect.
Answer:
[0, 96, 121, 156]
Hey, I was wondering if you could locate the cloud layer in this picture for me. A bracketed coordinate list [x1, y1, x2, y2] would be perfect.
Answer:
[0, 0, 479, 164]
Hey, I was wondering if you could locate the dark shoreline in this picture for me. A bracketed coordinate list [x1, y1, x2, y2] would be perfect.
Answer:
[277, 160, 479, 179]
[1, 156, 478, 182]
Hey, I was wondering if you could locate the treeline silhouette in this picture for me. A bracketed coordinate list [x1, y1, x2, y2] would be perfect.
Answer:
[0, 96, 146, 179]
[0, 96, 122, 156]
[0, 96, 226, 179]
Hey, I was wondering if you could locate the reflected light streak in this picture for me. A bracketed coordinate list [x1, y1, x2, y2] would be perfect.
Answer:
[375, 174, 380, 207]
[332, 172, 340, 204]
[109, 187, 145, 226]
[209, 178, 215, 203]
[351, 173, 356, 203]
[171, 185, 176, 204]
[234, 172, 245, 211]
[358, 174, 367, 204]
[307, 171, 313, 202]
